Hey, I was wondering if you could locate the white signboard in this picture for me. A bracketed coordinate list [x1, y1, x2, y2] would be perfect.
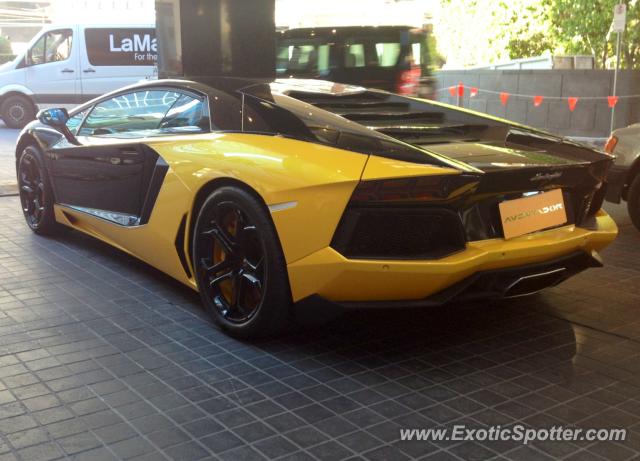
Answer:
[613, 4, 627, 33]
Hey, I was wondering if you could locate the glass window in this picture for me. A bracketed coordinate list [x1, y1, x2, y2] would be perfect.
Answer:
[276, 41, 330, 75]
[79, 90, 181, 137]
[85, 28, 157, 67]
[344, 43, 365, 68]
[30, 35, 45, 65]
[411, 42, 422, 66]
[78, 90, 208, 137]
[375, 43, 401, 67]
[29, 29, 73, 65]
[66, 110, 87, 135]
[160, 94, 208, 132]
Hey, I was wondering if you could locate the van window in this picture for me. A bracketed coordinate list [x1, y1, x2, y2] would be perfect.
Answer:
[79, 90, 207, 137]
[30, 29, 73, 65]
[84, 28, 157, 67]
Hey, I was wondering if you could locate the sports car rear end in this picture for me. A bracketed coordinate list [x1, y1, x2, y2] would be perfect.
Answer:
[255, 81, 618, 307]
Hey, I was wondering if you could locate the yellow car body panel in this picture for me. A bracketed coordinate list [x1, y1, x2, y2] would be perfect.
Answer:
[56, 133, 367, 290]
[287, 210, 617, 302]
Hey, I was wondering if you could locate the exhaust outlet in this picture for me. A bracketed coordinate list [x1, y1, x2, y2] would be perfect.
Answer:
[503, 267, 567, 298]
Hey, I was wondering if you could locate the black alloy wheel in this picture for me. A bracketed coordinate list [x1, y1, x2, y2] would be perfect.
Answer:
[17, 145, 58, 234]
[193, 186, 291, 338]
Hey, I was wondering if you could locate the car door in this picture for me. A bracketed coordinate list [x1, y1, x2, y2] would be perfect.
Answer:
[80, 26, 157, 100]
[46, 88, 208, 226]
[25, 27, 80, 105]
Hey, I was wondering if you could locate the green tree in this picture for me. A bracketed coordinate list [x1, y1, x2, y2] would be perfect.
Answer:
[435, 0, 640, 69]
[0, 36, 12, 55]
[545, 0, 640, 69]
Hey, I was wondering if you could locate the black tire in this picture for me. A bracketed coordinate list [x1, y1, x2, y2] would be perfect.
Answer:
[1, 95, 36, 129]
[192, 186, 292, 338]
[627, 174, 640, 231]
[17, 145, 59, 235]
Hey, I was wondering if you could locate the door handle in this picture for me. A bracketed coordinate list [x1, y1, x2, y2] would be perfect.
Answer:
[61, 68, 74, 73]
[83, 68, 96, 73]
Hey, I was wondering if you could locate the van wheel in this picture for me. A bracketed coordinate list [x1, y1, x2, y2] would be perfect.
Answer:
[627, 175, 640, 231]
[1, 95, 36, 129]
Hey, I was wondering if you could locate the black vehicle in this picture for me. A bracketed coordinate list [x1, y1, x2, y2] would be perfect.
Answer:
[276, 26, 433, 97]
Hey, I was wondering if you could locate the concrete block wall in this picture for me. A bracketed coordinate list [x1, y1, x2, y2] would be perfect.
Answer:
[436, 70, 640, 137]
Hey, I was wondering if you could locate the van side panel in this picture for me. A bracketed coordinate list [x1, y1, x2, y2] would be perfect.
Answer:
[79, 26, 157, 100]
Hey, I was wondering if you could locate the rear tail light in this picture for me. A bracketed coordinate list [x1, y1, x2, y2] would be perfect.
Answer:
[604, 135, 618, 154]
[395, 67, 421, 95]
[350, 174, 479, 204]
[331, 174, 478, 259]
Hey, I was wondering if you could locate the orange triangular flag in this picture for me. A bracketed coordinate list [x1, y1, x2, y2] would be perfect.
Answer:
[500, 92, 510, 106]
[470, 87, 478, 97]
[568, 97, 578, 112]
[608, 96, 619, 108]
[448, 86, 456, 97]
[533, 95, 544, 107]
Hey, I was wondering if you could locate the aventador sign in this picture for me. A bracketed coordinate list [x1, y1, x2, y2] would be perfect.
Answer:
[499, 189, 568, 239]
[85, 28, 158, 66]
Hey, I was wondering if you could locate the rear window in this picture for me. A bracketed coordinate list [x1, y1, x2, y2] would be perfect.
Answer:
[84, 28, 157, 66]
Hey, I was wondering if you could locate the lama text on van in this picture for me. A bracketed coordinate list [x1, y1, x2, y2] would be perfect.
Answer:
[109, 34, 157, 53]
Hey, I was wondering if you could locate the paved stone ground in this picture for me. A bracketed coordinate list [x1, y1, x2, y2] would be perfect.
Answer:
[0, 197, 639, 461]
[0, 124, 19, 195]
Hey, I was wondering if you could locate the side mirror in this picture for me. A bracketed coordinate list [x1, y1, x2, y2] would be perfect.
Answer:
[37, 108, 70, 127]
[37, 108, 79, 145]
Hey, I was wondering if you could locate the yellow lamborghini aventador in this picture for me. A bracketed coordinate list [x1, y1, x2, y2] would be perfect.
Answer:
[16, 78, 617, 337]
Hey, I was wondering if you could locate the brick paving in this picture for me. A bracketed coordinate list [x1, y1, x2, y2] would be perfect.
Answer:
[0, 124, 19, 195]
[0, 195, 639, 460]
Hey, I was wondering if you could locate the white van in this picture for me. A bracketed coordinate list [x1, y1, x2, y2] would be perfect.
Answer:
[0, 24, 157, 128]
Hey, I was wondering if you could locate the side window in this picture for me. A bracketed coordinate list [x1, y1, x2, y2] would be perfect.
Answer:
[66, 110, 87, 135]
[160, 94, 208, 132]
[29, 29, 73, 65]
[344, 43, 365, 68]
[77, 90, 208, 137]
[79, 90, 180, 137]
[375, 43, 401, 67]
[276, 43, 330, 75]
[30, 35, 45, 65]
[410, 42, 422, 66]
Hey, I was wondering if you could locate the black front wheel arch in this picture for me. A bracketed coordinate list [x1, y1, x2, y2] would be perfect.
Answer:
[191, 186, 292, 338]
